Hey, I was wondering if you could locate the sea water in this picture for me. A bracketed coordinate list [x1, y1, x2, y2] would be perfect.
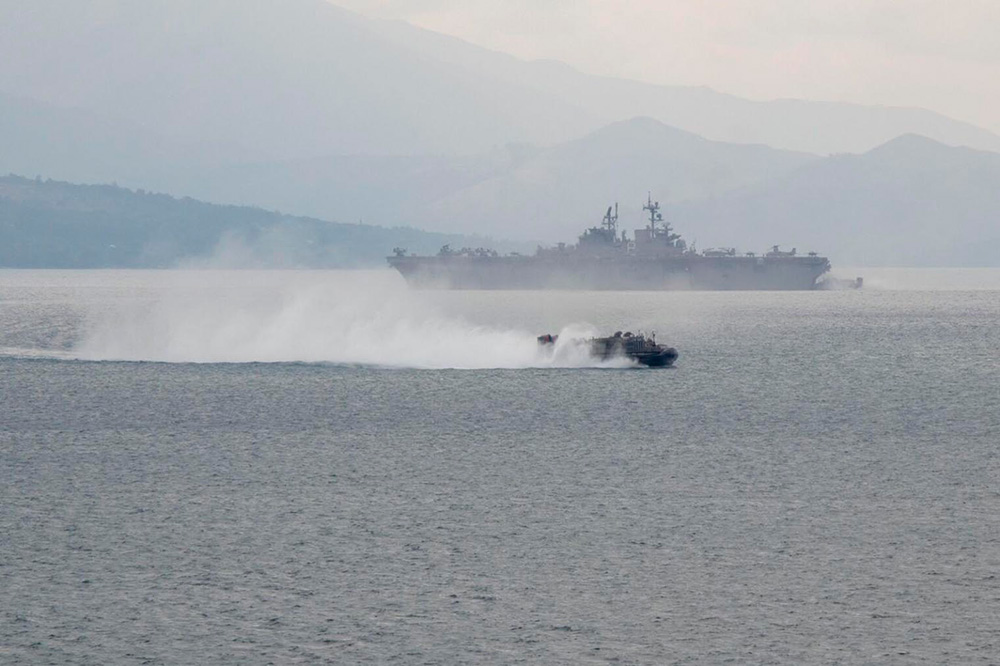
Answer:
[1, 269, 999, 664]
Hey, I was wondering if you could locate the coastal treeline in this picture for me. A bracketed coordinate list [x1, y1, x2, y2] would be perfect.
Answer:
[0, 175, 476, 268]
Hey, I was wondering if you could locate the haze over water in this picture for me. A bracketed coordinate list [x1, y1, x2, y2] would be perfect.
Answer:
[2, 269, 999, 663]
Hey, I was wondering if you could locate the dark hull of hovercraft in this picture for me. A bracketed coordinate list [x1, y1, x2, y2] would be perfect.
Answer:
[595, 347, 678, 367]
[588, 341, 679, 367]
[630, 349, 678, 367]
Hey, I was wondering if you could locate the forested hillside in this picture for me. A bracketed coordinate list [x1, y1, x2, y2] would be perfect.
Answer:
[0, 176, 487, 268]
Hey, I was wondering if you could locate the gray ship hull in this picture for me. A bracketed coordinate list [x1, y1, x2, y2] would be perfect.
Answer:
[388, 254, 830, 290]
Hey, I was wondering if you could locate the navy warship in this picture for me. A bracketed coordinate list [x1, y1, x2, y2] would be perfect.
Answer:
[388, 195, 831, 290]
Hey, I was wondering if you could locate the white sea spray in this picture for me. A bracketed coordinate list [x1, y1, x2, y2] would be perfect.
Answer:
[74, 271, 631, 368]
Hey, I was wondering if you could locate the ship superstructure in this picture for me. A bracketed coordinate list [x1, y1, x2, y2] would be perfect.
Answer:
[388, 195, 831, 290]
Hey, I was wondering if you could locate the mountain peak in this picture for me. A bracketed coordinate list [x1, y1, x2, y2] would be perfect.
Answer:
[867, 133, 949, 155]
[863, 133, 999, 168]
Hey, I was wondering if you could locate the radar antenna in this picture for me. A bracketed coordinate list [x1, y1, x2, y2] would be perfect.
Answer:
[602, 203, 619, 234]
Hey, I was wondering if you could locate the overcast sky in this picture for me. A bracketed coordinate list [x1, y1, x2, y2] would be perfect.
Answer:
[331, 0, 1000, 133]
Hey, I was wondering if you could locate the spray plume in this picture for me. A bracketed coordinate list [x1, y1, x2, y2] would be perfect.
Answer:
[73, 272, 632, 369]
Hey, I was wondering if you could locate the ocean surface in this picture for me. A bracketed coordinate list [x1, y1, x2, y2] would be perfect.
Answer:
[2, 268, 999, 664]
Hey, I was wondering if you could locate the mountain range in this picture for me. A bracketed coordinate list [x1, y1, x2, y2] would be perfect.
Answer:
[173, 119, 1000, 266]
[4, 0, 998, 160]
[673, 134, 1000, 267]
[1, 0, 999, 266]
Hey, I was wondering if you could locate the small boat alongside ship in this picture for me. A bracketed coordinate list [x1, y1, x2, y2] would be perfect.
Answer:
[537, 331, 678, 367]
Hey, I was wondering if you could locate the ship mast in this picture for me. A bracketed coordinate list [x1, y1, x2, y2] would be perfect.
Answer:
[602, 203, 619, 234]
[643, 192, 682, 247]
[643, 192, 665, 234]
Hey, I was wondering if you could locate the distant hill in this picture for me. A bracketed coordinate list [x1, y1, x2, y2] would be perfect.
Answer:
[0, 0, 594, 160]
[220, 123, 996, 267]
[1, 0, 997, 166]
[369, 19, 1000, 156]
[5, 128, 996, 269]
[174, 118, 818, 241]
[670, 135, 1000, 266]
[108, 120, 1000, 267]
[0, 176, 497, 268]
[176, 148, 529, 233]
[412, 118, 820, 241]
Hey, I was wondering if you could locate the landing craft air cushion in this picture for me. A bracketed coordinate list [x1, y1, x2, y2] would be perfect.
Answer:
[537, 331, 678, 367]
